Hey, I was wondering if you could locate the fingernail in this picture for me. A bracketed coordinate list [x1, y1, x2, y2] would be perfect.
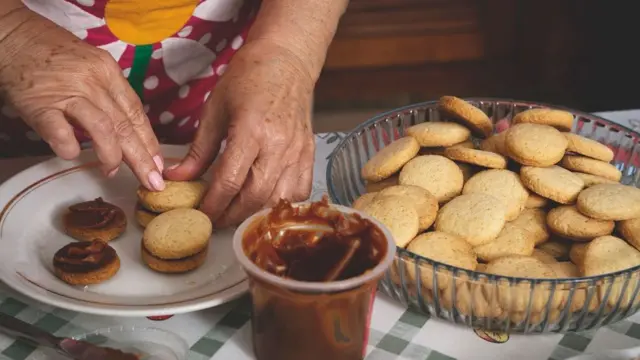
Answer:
[148, 171, 165, 191]
[107, 167, 119, 178]
[166, 163, 179, 172]
[153, 155, 164, 172]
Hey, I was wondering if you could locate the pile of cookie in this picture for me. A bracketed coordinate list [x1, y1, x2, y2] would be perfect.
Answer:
[53, 179, 212, 287]
[353, 96, 640, 323]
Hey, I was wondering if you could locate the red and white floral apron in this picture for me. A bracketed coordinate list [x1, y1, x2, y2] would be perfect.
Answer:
[0, 0, 259, 157]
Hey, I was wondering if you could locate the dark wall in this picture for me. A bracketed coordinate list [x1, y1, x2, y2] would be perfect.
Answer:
[314, 0, 640, 113]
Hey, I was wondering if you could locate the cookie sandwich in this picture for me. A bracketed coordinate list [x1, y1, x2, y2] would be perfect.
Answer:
[141, 208, 213, 273]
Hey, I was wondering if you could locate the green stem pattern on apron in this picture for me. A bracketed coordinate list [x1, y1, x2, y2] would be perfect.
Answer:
[127, 44, 154, 101]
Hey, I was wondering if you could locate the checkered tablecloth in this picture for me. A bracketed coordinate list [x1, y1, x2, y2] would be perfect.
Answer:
[1, 111, 640, 360]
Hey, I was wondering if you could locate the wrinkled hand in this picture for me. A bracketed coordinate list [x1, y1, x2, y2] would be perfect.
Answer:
[166, 39, 315, 227]
[0, 11, 164, 190]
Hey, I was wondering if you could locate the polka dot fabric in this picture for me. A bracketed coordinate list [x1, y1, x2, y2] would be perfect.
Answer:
[0, 0, 260, 157]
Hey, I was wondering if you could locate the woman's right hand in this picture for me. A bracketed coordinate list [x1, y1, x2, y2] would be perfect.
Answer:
[0, 5, 165, 191]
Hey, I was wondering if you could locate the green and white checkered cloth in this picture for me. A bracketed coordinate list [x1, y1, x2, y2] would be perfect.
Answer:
[1, 286, 640, 360]
[1, 128, 640, 360]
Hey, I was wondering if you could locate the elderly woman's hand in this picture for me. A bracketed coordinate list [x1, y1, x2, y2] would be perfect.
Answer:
[0, 7, 164, 190]
[166, 39, 316, 227]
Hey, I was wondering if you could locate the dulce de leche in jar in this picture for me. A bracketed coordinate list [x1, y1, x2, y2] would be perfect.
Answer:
[232, 197, 395, 360]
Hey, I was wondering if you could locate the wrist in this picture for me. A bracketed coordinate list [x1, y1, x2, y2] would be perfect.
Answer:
[245, 0, 348, 82]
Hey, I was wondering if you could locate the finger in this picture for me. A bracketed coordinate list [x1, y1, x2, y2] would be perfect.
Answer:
[211, 151, 286, 228]
[258, 136, 313, 212]
[294, 135, 315, 201]
[165, 98, 226, 180]
[199, 135, 260, 222]
[64, 98, 123, 175]
[26, 109, 80, 160]
[263, 166, 298, 210]
[105, 56, 163, 170]
[93, 92, 165, 191]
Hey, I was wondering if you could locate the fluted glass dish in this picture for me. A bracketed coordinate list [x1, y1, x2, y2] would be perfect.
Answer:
[326, 98, 640, 333]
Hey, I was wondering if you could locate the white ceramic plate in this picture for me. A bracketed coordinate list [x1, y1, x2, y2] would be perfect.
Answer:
[0, 145, 248, 317]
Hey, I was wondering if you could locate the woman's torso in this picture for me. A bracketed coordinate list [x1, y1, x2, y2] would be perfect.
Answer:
[0, 0, 258, 157]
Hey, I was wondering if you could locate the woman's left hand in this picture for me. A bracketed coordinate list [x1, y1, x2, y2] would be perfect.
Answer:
[165, 39, 315, 227]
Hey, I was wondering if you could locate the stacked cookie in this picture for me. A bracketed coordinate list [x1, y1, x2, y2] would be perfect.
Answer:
[136, 179, 213, 273]
[142, 208, 213, 273]
[135, 179, 208, 228]
[354, 95, 640, 324]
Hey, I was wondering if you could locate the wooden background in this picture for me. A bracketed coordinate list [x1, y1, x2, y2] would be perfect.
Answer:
[314, 0, 640, 113]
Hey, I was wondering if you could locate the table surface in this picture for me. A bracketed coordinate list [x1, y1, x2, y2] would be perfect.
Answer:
[1, 110, 640, 360]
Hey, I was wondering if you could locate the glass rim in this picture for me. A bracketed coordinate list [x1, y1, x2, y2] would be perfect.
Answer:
[232, 202, 396, 293]
[326, 97, 640, 285]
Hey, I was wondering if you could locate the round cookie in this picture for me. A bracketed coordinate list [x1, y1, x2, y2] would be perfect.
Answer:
[406, 231, 477, 290]
[53, 241, 120, 285]
[531, 249, 558, 264]
[573, 172, 616, 187]
[135, 202, 158, 228]
[364, 175, 399, 193]
[505, 123, 568, 166]
[480, 132, 508, 156]
[418, 140, 475, 156]
[143, 208, 213, 260]
[537, 239, 571, 260]
[378, 185, 439, 231]
[406, 121, 471, 147]
[548, 261, 580, 278]
[569, 243, 587, 267]
[473, 223, 535, 262]
[564, 133, 614, 162]
[352, 192, 378, 211]
[547, 205, 614, 241]
[399, 155, 464, 203]
[618, 217, 640, 251]
[137, 179, 208, 213]
[443, 147, 507, 169]
[438, 96, 493, 138]
[361, 195, 420, 247]
[560, 155, 622, 182]
[456, 162, 482, 183]
[435, 193, 506, 246]
[361, 137, 420, 182]
[62, 198, 127, 243]
[583, 237, 640, 308]
[576, 183, 640, 221]
[525, 193, 548, 209]
[509, 208, 550, 245]
[511, 108, 574, 132]
[462, 169, 529, 221]
[520, 165, 585, 204]
[484, 255, 560, 313]
[582, 235, 640, 277]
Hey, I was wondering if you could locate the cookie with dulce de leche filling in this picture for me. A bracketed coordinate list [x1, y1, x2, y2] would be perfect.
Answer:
[53, 240, 121, 285]
[62, 197, 127, 242]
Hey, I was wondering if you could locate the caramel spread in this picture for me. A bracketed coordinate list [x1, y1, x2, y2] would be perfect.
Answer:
[67, 197, 120, 229]
[243, 197, 387, 282]
[53, 241, 117, 273]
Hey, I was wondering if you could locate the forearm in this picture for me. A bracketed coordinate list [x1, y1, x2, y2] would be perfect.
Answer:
[247, 0, 349, 80]
[0, 1, 47, 74]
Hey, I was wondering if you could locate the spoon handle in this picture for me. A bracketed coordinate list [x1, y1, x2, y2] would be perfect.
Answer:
[0, 313, 62, 351]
